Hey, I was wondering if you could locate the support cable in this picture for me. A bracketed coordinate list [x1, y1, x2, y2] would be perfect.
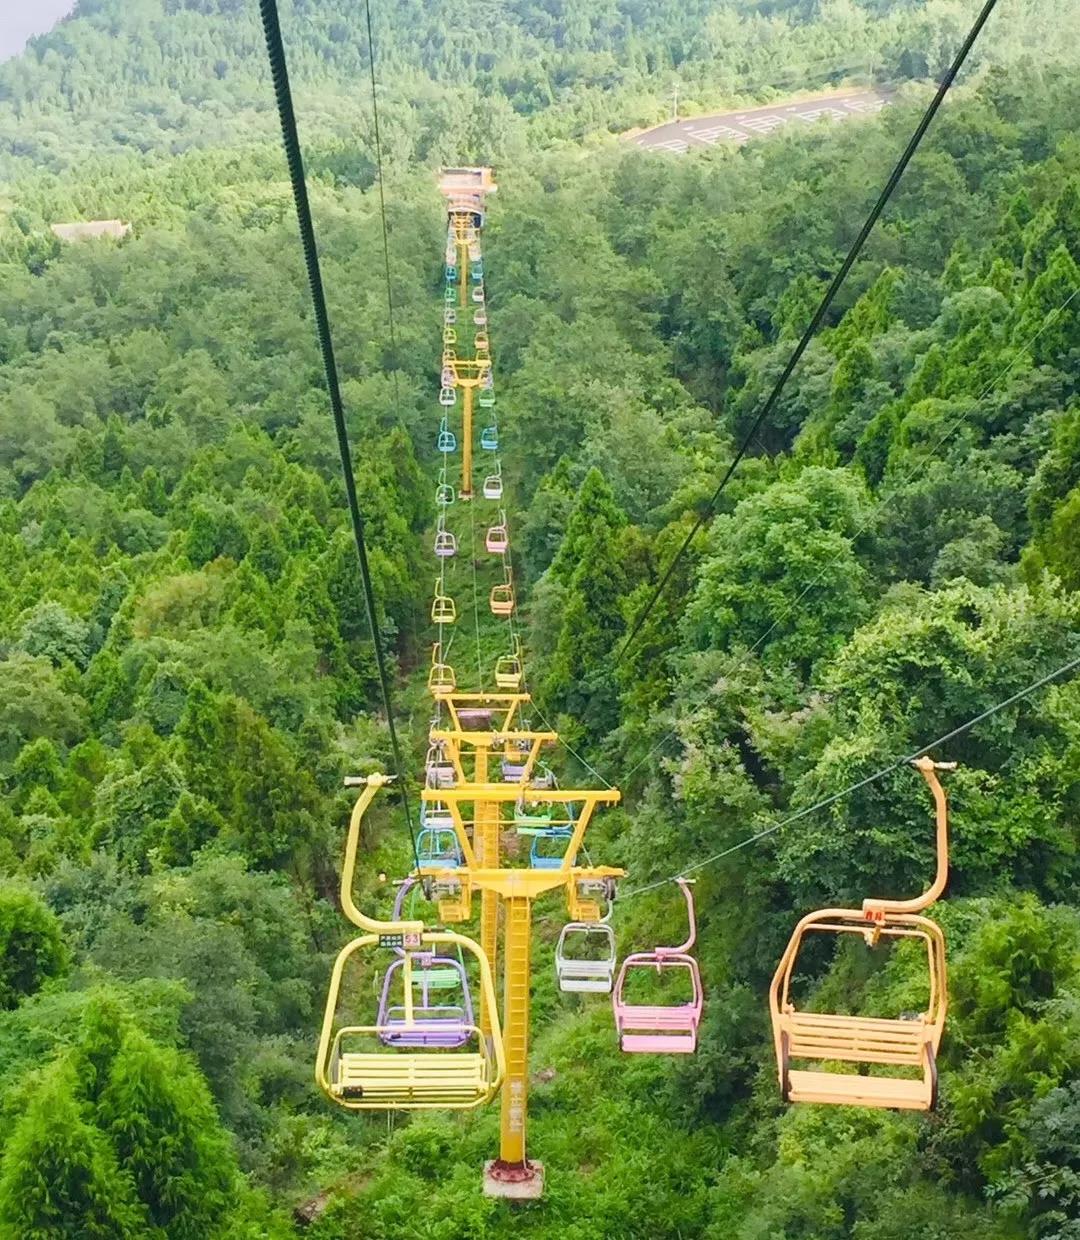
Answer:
[362, 0, 401, 382]
[259, 0, 420, 869]
[616, 0, 1000, 667]
[622, 650, 1080, 898]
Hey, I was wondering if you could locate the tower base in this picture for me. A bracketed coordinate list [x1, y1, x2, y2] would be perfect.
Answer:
[483, 1159, 545, 1200]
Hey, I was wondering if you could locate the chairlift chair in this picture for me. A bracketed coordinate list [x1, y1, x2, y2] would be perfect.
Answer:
[494, 653, 523, 690]
[444, 307, 457, 326]
[513, 800, 558, 829]
[431, 587, 456, 625]
[317, 930, 503, 1110]
[612, 879, 703, 1054]
[434, 529, 457, 559]
[473, 308, 488, 327]
[485, 521, 509, 554]
[444, 286, 456, 303]
[478, 390, 495, 409]
[480, 425, 498, 451]
[377, 953, 474, 1048]
[428, 647, 455, 696]
[501, 757, 528, 782]
[557, 902, 617, 994]
[489, 583, 514, 617]
[416, 826, 463, 869]
[435, 482, 454, 507]
[529, 826, 574, 870]
[483, 472, 503, 500]
[470, 263, 483, 282]
[420, 801, 455, 832]
[442, 327, 457, 346]
[528, 764, 556, 791]
[769, 757, 953, 1111]
[424, 744, 456, 788]
[472, 284, 485, 304]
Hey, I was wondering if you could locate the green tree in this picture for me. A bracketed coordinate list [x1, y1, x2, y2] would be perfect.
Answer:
[0, 883, 68, 1007]
[96, 1027, 239, 1237]
[684, 466, 871, 673]
[0, 1065, 147, 1238]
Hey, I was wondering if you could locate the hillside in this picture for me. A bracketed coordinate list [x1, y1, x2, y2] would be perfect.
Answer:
[2, 0, 1079, 176]
[0, 1, 1079, 1237]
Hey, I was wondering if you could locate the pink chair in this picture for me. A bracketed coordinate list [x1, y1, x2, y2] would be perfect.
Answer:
[486, 518, 509, 555]
[612, 879, 702, 1054]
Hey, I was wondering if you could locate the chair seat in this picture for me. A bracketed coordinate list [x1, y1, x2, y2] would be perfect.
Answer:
[620, 1031, 697, 1053]
[786, 1069, 931, 1110]
[783, 1011, 930, 1067]
[335, 1052, 488, 1102]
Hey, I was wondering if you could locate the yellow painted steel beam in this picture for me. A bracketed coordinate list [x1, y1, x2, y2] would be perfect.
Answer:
[461, 384, 474, 500]
[421, 786, 620, 805]
[473, 746, 501, 1040]
[499, 894, 532, 1165]
[430, 730, 558, 746]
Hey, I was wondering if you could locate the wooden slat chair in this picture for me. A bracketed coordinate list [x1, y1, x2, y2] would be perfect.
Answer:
[769, 757, 954, 1111]
[317, 775, 503, 1111]
[613, 878, 703, 1054]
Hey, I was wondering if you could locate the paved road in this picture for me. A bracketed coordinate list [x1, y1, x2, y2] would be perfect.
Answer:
[630, 88, 893, 154]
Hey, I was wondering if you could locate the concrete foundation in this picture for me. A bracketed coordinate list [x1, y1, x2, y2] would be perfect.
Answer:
[483, 1159, 545, 1200]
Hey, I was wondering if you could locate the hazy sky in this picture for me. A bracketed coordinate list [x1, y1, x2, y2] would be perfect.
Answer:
[0, 1, 75, 62]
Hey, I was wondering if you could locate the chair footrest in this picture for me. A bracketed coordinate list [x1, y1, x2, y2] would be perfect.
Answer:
[620, 1032, 697, 1053]
[786, 1069, 930, 1110]
[335, 1052, 488, 1102]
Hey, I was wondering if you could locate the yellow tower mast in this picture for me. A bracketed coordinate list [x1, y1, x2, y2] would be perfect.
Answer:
[319, 166, 622, 1202]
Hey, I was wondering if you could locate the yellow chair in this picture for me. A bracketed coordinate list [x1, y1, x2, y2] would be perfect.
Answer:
[489, 583, 514, 617]
[317, 932, 504, 1111]
[769, 757, 954, 1111]
[494, 639, 523, 689]
[428, 644, 456, 696]
[431, 584, 456, 625]
[316, 776, 504, 1111]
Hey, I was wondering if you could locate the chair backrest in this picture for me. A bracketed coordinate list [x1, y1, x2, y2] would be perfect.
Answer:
[377, 954, 474, 1048]
[428, 661, 456, 694]
[490, 584, 514, 615]
[556, 923, 617, 992]
[494, 656, 522, 689]
[417, 827, 462, 867]
[612, 879, 703, 1039]
[530, 827, 573, 870]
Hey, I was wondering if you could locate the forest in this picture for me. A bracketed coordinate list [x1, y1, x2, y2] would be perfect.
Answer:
[0, 0, 1079, 1236]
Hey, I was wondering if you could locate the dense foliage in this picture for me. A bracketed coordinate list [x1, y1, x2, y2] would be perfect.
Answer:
[1, 0, 1080, 1235]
